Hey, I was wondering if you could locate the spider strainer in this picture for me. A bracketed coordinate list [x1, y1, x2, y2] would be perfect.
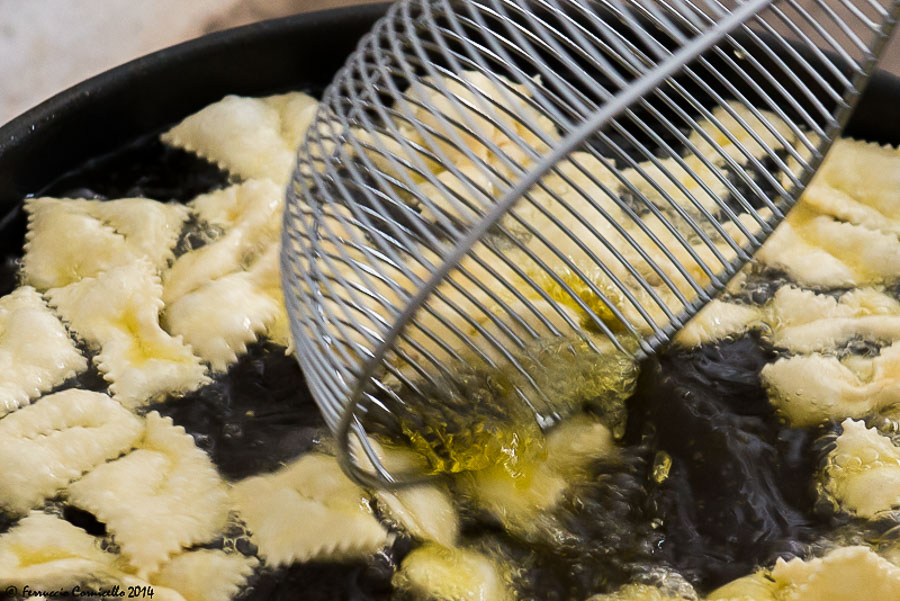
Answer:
[282, 0, 899, 487]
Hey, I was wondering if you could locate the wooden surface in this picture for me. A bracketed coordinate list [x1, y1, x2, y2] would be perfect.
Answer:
[0, 0, 897, 125]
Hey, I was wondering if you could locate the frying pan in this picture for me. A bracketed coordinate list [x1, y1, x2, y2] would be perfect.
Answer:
[2, 2, 899, 225]
[0, 3, 899, 597]
[0, 4, 391, 254]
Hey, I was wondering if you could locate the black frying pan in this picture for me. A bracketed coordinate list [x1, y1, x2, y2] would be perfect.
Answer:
[1, 2, 898, 239]
[0, 5, 899, 597]
[1, 2, 898, 217]
[0, 3, 392, 250]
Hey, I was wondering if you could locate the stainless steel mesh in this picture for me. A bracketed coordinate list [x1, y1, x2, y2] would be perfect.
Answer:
[282, 0, 899, 487]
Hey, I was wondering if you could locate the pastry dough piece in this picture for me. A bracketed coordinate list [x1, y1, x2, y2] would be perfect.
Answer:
[68, 412, 230, 578]
[0, 286, 86, 415]
[262, 92, 322, 150]
[23, 197, 189, 290]
[414, 161, 495, 225]
[769, 286, 900, 353]
[0, 511, 121, 588]
[762, 342, 900, 427]
[149, 550, 257, 601]
[757, 205, 900, 288]
[674, 285, 900, 350]
[466, 456, 569, 536]
[812, 138, 900, 218]
[264, 290, 292, 350]
[163, 180, 283, 304]
[0, 512, 186, 600]
[23, 198, 131, 290]
[394, 543, 513, 601]
[687, 101, 800, 163]
[707, 571, 776, 601]
[519, 161, 735, 330]
[756, 140, 900, 288]
[799, 214, 900, 282]
[78, 197, 190, 266]
[236, 242, 292, 350]
[802, 182, 900, 237]
[230, 453, 388, 566]
[0, 389, 142, 514]
[378, 483, 459, 549]
[544, 414, 618, 475]
[48, 260, 209, 407]
[162, 224, 251, 305]
[163, 243, 285, 372]
[620, 154, 731, 217]
[770, 286, 900, 326]
[189, 178, 283, 233]
[161, 92, 318, 184]
[463, 416, 617, 535]
[821, 419, 900, 518]
[163, 270, 279, 371]
[709, 545, 900, 601]
[356, 440, 460, 548]
[346, 125, 443, 188]
[769, 546, 900, 601]
[755, 218, 857, 289]
[674, 299, 764, 347]
[407, 70, 557, 172]
[775, 315, 900, 354]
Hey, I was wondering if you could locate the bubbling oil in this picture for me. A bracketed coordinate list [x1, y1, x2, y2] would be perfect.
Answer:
[32, 131, 869, 601]
[386, 337, 639, 480]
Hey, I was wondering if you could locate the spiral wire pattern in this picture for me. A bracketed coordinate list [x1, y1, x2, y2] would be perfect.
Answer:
[283, 0, 899, 486]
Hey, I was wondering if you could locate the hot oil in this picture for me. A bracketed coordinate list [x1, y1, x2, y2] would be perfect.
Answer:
[385, 338, 639, 479]
[477, 448, 664, 599]
[625, 334, 824, 590]
[25, 131, 852, 601]
[147, 341, 328, 480]
[448, 333, 828, 598]
[41, 134, 232, 203]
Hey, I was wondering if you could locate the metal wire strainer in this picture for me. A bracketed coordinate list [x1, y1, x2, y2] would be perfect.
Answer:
[282, 0, 899, 488]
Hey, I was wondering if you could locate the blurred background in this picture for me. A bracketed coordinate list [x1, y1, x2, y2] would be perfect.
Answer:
[1, 0, 898, 125]
[0, 0, 375, 123]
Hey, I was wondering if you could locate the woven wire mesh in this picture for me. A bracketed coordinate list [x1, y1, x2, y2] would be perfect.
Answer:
[283, 0, 899, 487]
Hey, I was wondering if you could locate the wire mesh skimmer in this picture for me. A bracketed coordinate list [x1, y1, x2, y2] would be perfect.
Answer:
[282, 0, 899, 488]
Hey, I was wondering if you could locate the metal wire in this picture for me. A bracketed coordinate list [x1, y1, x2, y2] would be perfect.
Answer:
[283, 0, 899, 487]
